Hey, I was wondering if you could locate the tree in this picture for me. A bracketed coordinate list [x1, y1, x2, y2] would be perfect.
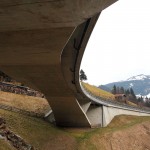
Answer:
[79, 69, 87, 81]
[140, 96, 144, 102]
[125, 89, 130, 95]
[120, 87, 125, 94]
[116, 86, 120, 94]
[130, 88, 136, 99]
[111, 85, 117, 94]
[137, 97, 141, 102]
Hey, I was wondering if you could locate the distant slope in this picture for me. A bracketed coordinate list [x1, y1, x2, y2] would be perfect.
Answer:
[82, 82, 115, 100]
[82, 82, 138, 107]
[126, 100, 138, 107]
[98, 85, 111, 92]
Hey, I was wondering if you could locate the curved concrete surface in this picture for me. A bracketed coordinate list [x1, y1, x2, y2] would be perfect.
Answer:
[0, 0, 120, 127]
[0, 0, 150, 128]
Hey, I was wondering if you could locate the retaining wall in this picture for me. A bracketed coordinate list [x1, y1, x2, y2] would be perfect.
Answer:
[103, 105, 150, 127]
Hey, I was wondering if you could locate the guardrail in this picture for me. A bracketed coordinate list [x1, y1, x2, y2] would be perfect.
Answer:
[81, 83, 150, 114]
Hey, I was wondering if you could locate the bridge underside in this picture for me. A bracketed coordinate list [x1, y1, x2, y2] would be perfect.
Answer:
[0, 0, 117, 127]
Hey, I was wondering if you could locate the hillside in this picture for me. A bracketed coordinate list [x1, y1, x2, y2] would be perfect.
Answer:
[0, 91, 50, 114]
[0, 109, 150, 150]
[82, 82, 115, 100]
[0, 84, 149, 150]
[82, 82, 138, 107]
[103, 74, 150, 97]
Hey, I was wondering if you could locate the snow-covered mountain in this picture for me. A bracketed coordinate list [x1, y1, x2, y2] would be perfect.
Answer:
[100, 74, 150, 98]
[126, 74, 150, 81]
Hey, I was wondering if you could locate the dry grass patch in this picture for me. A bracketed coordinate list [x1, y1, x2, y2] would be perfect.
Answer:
[0, 91, 50, 114]
[126, 100, 138, 107]
[0, 140, 16, 150]
[76, 115, 150, 150]
[82, 82, 115, 100]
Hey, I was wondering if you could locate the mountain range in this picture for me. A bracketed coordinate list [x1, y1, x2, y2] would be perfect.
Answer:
[99, 74, 150, 98]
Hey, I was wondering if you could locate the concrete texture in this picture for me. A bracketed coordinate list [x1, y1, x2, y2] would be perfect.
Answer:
[0, 0, 119, 127]
[0, 0, 149, 128]
[103, 106, 150, 127]
[86, 105, 103, 128]
[0, 0, 117, 31]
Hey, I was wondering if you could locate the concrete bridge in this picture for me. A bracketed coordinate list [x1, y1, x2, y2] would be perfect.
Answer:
[0, 0, 150, 128]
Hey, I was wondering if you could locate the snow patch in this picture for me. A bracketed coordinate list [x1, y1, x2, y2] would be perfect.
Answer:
[136, 93, 150, 99]
[146, 93, 150, 98]
[127, 74, 149, 81]
[136, 94, 142, 98]
[129, 83, 133, 87]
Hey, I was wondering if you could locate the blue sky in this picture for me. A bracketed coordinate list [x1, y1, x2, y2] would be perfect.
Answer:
[81, 0, 150, 86]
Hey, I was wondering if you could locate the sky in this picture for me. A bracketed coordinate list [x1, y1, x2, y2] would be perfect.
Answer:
[80, 0, 150, 86]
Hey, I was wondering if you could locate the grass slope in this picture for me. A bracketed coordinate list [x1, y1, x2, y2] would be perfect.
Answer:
[0, 109, 76, 150]
[78, 116, 150, 150]
[126, 100, 138, 107]
[0, 109, 150, 150]
[82, 82, 138, 107]
[0, 91, 50, 114]
[82, 82, 115, 100]
[0, 140, 16, 150]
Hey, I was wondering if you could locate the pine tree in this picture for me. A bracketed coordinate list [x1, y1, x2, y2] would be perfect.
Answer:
[130, 88, 136, 99]
[125, 89, 130, 95]
[79, 69, 87, 81]
[137, 97, 141, 102]
[111, 85, 117, 94]
[116, 86, 120, 94]
[120, 87, 125, 94]
[140, 96, 143, 102]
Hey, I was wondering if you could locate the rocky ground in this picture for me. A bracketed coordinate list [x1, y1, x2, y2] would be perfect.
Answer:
[0, 117, 35, 150]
